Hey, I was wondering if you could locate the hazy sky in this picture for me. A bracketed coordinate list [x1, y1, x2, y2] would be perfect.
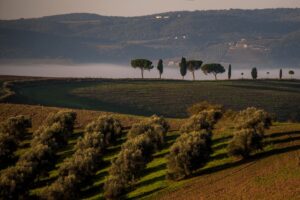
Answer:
[0, 0, 299, 19]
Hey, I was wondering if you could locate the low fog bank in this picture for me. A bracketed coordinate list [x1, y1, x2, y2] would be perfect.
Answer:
[0, 62, 299, 80]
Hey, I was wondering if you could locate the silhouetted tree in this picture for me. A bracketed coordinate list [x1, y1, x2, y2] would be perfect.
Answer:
[201, 63, 225, 80]
[241, 72, 244, 79]
[228, 64, 232, 80]
[279, 69, 282, 80]
[179, 57, 187, 80]
[131, 59, 153, 79]
[251, 67, 258, 80]
[187, 60, 202, 80]
[157, 59, 163, 79]
[289, 70, 295, 79]
[266, 71, 270, 79]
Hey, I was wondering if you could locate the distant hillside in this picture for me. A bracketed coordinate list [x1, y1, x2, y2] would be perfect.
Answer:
[1, 9, 300, 66]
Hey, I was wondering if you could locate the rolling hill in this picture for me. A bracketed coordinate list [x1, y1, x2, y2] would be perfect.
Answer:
[1, 9, 300, 66]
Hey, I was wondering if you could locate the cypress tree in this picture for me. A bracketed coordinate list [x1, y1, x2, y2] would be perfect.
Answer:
[157, 59, 163, 79]
[279, 69, 282, 80]
[228, 64, 232, 80]
[251, 67, 258, 80]
[179, 57, 187, 80]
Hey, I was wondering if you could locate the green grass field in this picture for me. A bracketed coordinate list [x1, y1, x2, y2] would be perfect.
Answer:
[9, 79, 300, 121]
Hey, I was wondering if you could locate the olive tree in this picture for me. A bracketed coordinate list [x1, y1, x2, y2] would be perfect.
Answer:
[0, 115, 32, 163]
[228, 107, 272, 158]
[187, 101, 223, 116]
[180, 109, 223, 133]
[85, 115, 122, 146]
[166, 130, 212, 180]
[131, 59, 153, 79]
[201, 63, 225, 80]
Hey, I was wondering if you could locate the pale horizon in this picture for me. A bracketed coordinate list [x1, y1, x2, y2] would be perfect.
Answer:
[0, 0, 300, 20]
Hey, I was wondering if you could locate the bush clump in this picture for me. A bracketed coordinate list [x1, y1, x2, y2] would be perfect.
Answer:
[42, 115, 118, 199]
[31, 123, 68, 149]
[104, 116, 168, 200]
[43, 174, 77, 200]
[0, 115, 32, 163]
[46, 111, 77, 135]
[234, 107, 272, 133]
[228, 107, 272, 158]
[0, 115, 32, 140]
[166, 130, 212, 180]
[128, 115, 169, 148]
[187, 101, 223, 116]
[85, 115, 122, 145]
[180, 109, 222, 133]
[0, 112, 76, 199]
[104, 134, 153, 200]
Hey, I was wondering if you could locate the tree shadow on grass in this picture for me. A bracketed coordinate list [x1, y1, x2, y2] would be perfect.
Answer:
[212, 135, 232, 144]
[266, 130, 300, 138]
[127, 187, 166, 200]
[81, 181, 104, 199]
[33, 176, 57, 189]
[153, 151, 169, 159]
[165, 134, 179, 143]
[135, 174, 166, 188]
[143, 163, 166, 175]
[210, 152, 228, 161]
[265, 136, 300, 145]
[192, 144, 300, 178]
[212, 143, 228, 151]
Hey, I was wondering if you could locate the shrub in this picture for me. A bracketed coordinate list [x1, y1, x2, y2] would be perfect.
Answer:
[180, 109, 222, 133]
[166, 130, 212, 180]
[0, 115, 31, 162]
[128, 115, 169, 149]
[42, 119, 106, 199]
[0, 112, 75, 199]
[121, 134, 155, 163]
[104, 147, 145, 200]
[19, 143, 54, 174]
[0, 160, 34, 198]
[187, 101, 223, 116]
[104, 134, 158, 199]
[108, 135, 150, 182]
[75, 131, 105, 152]
[129, 115, 169, 138]
[228, 107, 273, 158]
[31, 123, 68, 149]
[0, 133, 17, 162]
[104, 175, 127, 200]
[46, 111, 77, 134]
[234, 107, 272, 133]
[147, 115, 170, 134]
[0, 115, 32, 140]
[42, 174, 77, 200]
[58, 148, 100, 182]
[85, 115, 122, 145]
[228, 128, 263, 158]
